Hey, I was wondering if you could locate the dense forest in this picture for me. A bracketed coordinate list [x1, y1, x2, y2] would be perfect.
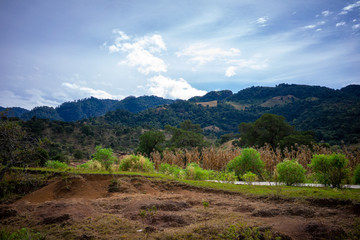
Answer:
[1, 83, 359, 162]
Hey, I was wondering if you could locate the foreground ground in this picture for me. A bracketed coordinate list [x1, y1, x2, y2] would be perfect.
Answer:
[1, 173, 360, 239]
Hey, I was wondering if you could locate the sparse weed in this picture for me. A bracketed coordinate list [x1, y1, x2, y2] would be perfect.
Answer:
[0, 227, 44, 240]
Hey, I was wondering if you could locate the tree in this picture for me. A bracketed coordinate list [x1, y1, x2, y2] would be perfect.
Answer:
[165, 120, 208, 149]
[239, 114, 295, 148]
[0, 120, 44, 180]
[136, 131, 165, 157]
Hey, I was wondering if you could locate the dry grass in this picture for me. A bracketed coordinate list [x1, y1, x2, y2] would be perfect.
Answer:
[150, 144, 360, 174]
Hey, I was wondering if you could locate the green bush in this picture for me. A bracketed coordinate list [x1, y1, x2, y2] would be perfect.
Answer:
[185, 163, 210, 180]
[119, 155, 154, 173]
[353, 164, 360, 184]
[226, 148, 264, 179]
[209, 171, 237, 182]
[44, 160, 68, 169]
[159, 163, 185, 178]
[242, 171, 258, 184]
[309, 153, 350, 188]
[276, 159, 306, 186]
[92, 146, 117, 171]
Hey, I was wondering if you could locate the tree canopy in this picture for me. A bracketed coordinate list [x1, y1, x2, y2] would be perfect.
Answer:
[136, 131, 165, 157]
[238, 113, 315, 148]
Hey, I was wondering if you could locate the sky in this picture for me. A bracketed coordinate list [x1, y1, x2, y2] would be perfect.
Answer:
[0, 0, 360, 109]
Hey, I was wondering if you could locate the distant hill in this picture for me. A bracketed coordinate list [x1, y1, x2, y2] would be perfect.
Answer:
[0, 107, 29, 118]
[1, 96, 175, 122]
[99, 84, 360, 145]
[2, 84, 359, 145]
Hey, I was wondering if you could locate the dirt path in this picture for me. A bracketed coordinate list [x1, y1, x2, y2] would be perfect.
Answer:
[0, 174, 358, 239]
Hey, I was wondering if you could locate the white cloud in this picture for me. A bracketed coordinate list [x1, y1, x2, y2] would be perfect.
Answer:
[353, 24, 360, 29]
[256, 16, 269, 27]
[0, 89, 60, 110]
[302, 21, 326, 30]
[344, 1, 360, 11]
[225, 55, 268, 77]
[120, 47, 167, 75]
[225, 66, 237, 77]
[336, 21, 346, 27]
[340, 1, 360, 15]
[108, 30, 167, 75]
[321, 10, 332, 17]
[176, 43, 241, 65]
[62, 82, 122, 99]
[303, 24, 316, 29]
[147, 75, 206, 100]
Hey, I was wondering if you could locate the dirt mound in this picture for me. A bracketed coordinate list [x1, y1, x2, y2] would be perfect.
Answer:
[19, 175, 110, 203]
[140, 201, 190, 211]
[233, 204, 255, 213]
[283, 206, 315, 218]
[33, 201, 98, 224]
[252, 208, 281, 217]
[305, 222, 346, 240]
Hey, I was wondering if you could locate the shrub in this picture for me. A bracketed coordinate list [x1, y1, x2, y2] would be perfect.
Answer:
[92, 146, 118, 171]
[309, 153, 350, 188]
[119, 155, 154, 173]
[276, 159, 306, 186]
[353, 164, 360, 184]
[185, 163, 210, 180]
[159, 163, 185, 178]
[44, 160, 68, 169]
[242, 171, 258, 184]
[209, 171, 237, 182]
[77, 160, 103, 171]
[226, 148, 264, 179]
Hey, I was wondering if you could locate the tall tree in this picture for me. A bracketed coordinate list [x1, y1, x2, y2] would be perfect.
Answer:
[239, 114, 294, 148]
[165, 120, 208, 149]
[136, 131, 165, 157]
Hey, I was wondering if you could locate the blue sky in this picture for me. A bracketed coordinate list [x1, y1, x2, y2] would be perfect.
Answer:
[0, 0, 359, 109]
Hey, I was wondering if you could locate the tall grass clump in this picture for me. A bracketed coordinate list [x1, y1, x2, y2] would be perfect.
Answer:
[119, 155, 154, 173]
[226, 148, 264, 180]
[77, 160, 103, 171]
[309, 153, 350, 188]
[276, 159, 306, 186]
[44, 160, 68, 169]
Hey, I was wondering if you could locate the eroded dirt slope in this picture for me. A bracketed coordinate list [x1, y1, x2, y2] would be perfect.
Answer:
[1, 174, 358, 239]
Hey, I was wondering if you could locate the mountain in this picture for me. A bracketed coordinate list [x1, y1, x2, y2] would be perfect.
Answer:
[189, 90, 233, 102]
[1, 96, 175, 122]
[0, 107, 29, 118]
[112, 96, 174, 113]
[99, 84, 360, 145]
[2, 84, 359, 145]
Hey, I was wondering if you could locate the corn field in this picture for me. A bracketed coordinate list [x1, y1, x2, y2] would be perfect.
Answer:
[150, 144, 360, 174]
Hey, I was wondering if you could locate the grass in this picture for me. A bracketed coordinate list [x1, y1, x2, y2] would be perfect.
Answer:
[10, 167, 360, 202]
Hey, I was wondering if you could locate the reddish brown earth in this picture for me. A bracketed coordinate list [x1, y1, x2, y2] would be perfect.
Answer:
[0, 174, 358, 239]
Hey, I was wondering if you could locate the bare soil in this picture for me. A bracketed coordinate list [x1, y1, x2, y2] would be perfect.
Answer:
[1, 174, 358, 239]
